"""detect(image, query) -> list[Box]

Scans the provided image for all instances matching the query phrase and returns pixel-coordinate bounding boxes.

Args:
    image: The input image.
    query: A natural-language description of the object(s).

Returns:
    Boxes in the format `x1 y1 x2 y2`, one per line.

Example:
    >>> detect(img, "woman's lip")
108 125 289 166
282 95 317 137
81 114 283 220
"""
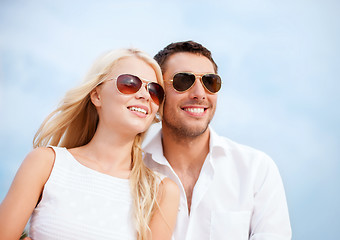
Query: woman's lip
127 105 149 115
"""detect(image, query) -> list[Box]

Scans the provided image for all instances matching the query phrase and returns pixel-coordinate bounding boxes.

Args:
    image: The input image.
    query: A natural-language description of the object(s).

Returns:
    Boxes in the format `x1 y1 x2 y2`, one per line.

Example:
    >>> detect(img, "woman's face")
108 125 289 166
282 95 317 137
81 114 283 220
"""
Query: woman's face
92 56 160 137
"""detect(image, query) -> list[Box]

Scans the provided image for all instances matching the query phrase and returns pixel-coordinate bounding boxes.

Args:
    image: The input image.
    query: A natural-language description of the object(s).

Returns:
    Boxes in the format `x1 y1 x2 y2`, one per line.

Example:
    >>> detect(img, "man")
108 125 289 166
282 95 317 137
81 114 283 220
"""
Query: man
144 41 292 239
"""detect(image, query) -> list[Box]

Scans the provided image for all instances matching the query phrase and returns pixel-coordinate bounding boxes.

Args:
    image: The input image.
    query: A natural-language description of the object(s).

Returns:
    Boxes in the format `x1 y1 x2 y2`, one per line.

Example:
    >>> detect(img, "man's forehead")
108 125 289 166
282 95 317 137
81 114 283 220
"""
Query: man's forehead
163 52 215 78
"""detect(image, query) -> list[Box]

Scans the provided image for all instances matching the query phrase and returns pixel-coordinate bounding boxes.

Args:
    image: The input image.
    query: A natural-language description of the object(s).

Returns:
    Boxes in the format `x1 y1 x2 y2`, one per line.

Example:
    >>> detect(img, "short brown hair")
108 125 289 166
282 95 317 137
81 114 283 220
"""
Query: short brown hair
154 40 218 74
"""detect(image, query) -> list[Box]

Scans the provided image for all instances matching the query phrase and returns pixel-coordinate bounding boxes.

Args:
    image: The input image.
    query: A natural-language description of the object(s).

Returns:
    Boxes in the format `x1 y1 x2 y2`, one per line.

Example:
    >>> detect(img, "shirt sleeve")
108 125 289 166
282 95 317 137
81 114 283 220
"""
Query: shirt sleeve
249 154 292 240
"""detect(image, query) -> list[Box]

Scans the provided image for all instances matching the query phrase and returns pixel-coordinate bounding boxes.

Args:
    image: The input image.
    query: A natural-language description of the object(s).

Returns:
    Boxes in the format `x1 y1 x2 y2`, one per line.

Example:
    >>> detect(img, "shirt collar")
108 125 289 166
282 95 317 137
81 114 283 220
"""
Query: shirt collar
144 126 229 165
208 126 229 157
143 128 169 166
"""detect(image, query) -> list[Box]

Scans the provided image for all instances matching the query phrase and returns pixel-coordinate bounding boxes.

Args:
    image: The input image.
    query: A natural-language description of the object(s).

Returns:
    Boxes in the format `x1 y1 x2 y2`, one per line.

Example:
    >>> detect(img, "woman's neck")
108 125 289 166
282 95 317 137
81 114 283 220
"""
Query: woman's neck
70 125 136 178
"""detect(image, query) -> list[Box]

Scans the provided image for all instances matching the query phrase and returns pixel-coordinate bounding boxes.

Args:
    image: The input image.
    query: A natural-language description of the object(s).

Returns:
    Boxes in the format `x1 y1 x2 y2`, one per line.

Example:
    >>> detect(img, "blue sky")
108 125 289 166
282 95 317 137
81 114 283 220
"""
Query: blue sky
1 0 339 239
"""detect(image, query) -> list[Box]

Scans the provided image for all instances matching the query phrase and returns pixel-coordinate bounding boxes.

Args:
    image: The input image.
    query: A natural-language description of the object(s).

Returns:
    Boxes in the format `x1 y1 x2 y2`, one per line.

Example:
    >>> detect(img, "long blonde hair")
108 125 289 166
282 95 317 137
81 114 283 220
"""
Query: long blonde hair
33 48 164 239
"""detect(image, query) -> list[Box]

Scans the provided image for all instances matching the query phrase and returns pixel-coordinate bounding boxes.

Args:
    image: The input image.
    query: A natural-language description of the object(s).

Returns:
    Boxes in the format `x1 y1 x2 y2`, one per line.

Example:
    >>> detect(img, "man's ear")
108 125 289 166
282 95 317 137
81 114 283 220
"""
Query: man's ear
90 87 101 107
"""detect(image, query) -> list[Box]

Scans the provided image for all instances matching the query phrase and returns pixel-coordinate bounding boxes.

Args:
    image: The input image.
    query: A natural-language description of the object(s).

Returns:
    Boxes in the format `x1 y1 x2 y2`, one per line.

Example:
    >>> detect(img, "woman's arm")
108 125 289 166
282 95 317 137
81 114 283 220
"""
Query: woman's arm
149 177 180 240
0 147 55 240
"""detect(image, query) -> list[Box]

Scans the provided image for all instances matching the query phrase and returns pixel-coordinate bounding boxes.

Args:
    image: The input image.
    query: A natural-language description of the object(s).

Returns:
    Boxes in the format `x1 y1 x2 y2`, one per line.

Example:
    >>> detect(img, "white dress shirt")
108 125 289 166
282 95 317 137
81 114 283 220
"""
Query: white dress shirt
143 127 292 240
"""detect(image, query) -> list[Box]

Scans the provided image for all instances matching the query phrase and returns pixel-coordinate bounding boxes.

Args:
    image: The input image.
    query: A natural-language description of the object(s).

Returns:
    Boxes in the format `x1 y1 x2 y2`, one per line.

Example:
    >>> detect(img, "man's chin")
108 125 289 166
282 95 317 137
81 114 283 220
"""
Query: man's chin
174 123 209 138
162 115 211 138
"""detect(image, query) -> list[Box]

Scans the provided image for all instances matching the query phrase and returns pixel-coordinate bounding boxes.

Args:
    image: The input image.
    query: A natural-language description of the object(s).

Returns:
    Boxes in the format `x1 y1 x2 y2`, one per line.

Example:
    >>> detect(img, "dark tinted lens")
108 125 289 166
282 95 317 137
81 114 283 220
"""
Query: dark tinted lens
147 82 164 105
173 73 196 92
202 74 221 93
116 74 142 94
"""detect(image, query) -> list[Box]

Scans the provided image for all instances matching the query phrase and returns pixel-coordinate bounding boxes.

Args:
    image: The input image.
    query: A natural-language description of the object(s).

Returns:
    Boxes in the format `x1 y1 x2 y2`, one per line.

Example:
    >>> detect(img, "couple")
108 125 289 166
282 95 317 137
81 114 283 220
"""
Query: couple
0 41 292 240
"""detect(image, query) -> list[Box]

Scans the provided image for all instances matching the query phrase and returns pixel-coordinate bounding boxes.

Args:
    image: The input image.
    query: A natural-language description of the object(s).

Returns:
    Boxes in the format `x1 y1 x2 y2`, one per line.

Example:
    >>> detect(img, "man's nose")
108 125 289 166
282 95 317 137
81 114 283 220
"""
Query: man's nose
188 77 206 100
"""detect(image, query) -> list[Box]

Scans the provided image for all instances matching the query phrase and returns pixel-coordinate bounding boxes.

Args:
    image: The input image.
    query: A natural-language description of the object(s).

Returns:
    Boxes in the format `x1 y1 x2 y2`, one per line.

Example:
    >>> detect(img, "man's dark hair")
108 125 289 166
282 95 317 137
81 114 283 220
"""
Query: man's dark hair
154 40 218 74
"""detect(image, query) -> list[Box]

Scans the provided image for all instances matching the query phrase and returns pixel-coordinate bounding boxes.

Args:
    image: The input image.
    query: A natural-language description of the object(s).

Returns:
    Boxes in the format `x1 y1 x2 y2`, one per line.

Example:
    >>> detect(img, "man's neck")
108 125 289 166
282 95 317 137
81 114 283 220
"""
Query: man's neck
162 128 210 169
161 126 211 213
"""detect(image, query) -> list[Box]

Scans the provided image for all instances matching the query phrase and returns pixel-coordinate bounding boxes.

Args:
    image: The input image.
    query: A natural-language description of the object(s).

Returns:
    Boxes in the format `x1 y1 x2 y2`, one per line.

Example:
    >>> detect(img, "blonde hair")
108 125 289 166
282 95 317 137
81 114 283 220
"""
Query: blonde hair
33 48 164 239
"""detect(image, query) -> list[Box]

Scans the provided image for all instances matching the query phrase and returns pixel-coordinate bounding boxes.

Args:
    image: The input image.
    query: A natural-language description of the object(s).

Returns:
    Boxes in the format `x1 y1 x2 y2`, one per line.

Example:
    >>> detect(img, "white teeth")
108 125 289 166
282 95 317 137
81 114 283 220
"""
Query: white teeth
184 108 204 113
129 107 147 114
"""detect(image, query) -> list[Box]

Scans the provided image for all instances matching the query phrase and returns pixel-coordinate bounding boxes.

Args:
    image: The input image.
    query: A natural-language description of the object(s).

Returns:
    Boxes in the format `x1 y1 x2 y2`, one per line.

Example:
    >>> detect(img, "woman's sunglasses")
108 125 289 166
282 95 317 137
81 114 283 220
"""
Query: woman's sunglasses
171 72 222 94
107 74 164 105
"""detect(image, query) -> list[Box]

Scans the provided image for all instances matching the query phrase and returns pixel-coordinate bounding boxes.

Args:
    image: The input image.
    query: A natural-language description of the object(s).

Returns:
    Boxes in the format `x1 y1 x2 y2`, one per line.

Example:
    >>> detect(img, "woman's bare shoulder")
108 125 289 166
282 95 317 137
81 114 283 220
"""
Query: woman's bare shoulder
159 177 180 200
22 147 55 172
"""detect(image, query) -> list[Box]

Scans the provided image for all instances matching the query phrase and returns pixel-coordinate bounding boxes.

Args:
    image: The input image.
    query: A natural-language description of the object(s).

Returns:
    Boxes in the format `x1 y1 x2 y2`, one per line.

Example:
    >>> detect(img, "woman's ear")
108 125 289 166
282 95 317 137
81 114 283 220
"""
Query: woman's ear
90 87 101 107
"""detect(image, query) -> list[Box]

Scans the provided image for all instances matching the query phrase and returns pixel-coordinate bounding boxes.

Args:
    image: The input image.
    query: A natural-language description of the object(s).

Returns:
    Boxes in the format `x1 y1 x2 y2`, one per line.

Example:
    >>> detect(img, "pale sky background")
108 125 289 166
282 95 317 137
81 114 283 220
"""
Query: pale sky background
0 0 339 239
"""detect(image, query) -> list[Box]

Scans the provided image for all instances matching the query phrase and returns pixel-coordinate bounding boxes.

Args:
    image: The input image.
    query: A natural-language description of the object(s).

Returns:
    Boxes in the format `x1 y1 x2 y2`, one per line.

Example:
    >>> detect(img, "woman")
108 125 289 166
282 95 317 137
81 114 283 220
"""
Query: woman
0 48 180 240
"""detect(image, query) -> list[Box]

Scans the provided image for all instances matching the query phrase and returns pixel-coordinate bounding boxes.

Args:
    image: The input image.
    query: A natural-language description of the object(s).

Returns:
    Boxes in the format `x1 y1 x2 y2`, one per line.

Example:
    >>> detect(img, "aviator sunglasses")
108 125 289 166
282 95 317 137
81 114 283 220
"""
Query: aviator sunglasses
106 74 164 105
171 72 222 94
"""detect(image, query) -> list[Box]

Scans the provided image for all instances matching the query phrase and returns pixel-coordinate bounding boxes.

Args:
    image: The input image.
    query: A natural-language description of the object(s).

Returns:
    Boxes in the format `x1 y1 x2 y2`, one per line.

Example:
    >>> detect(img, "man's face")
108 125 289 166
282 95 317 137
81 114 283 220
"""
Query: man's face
162 52 218 138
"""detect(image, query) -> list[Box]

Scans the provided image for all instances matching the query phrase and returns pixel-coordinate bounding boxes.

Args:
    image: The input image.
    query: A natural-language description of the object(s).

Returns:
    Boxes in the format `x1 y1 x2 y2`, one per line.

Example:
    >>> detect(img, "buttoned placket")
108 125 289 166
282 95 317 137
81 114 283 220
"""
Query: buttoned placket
184 152 215 240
